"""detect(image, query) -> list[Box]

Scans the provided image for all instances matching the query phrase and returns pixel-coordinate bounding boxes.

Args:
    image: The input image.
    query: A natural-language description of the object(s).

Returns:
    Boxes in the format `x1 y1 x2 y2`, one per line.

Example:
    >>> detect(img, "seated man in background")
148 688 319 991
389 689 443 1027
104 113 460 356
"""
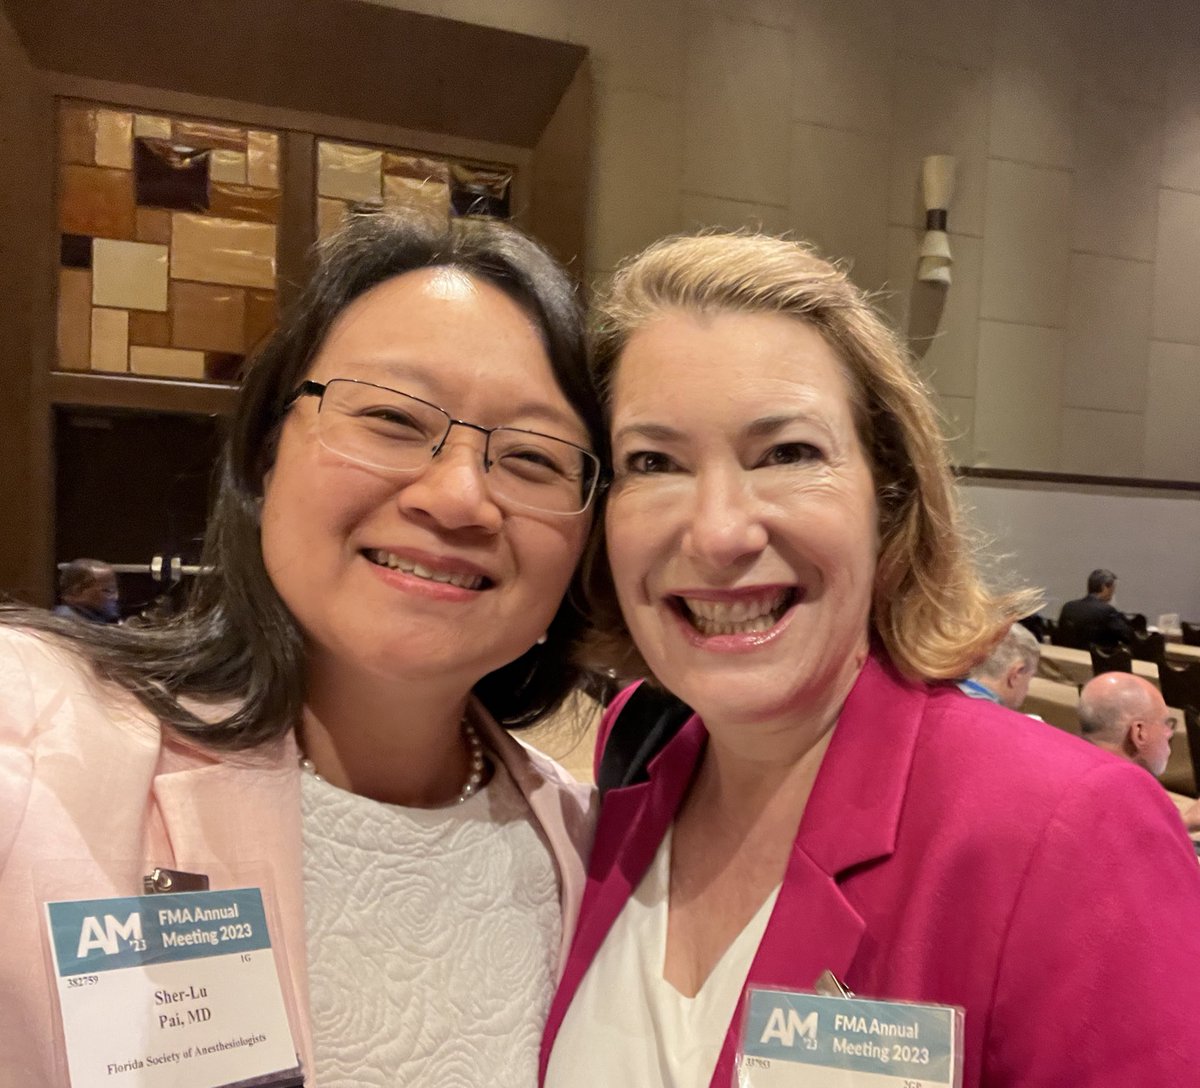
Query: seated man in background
51 558 120 624
958 622 1041 710
1057 568 1134 650
1078 672 1200 833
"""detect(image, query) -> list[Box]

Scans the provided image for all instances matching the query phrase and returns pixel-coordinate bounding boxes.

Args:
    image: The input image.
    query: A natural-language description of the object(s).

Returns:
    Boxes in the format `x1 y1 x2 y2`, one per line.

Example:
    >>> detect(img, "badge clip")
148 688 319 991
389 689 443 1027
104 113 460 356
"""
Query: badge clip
142 867 209 894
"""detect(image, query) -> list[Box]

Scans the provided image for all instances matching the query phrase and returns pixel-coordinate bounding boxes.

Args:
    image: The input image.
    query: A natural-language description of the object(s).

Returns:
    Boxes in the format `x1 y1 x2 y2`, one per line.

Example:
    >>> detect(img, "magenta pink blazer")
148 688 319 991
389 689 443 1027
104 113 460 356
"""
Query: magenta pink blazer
540 653 1200 1088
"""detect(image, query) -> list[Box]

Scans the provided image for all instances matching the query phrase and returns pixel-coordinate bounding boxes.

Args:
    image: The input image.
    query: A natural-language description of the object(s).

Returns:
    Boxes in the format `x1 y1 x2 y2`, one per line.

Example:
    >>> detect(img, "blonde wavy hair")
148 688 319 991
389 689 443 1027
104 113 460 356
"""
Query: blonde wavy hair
582 232 1041 684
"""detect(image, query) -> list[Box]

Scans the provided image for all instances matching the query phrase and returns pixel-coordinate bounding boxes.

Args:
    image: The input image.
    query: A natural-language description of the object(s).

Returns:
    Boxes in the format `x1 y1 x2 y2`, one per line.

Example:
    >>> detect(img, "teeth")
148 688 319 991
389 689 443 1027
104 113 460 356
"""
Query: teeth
369 550 485 591
679 590 792 636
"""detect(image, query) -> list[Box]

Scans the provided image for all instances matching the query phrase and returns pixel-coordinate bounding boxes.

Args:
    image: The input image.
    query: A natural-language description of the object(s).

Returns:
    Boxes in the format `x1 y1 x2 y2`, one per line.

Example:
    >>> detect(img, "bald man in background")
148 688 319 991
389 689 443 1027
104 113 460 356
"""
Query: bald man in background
1078 672 1200 833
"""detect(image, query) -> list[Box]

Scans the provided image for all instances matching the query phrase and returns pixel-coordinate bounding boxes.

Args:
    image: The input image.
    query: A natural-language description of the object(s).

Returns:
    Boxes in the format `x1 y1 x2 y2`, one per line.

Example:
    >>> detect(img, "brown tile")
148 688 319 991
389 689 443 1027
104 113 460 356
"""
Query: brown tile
129 345 206 379
57 268 91 370
208 182 280 225
135 208 171 244
60 164 136 239
173 120 244 151
170 213 276 289
129 310 171 347
134 138 209 212
172 281 246 352
205 352 245 381
94 109 133 170
243 290 276 353
90 307 129 372
247 131 279 189
92 239 169 312
59 103 96 165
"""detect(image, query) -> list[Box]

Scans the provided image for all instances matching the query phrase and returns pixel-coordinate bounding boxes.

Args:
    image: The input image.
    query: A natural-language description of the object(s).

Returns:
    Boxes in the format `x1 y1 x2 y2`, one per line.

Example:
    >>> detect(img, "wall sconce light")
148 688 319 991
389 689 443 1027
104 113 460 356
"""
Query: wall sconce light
918 154 957 285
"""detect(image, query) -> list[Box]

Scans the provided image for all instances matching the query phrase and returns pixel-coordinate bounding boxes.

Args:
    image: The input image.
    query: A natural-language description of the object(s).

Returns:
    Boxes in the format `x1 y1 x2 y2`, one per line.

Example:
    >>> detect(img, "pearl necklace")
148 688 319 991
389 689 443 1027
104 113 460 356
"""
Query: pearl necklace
299 718 487 806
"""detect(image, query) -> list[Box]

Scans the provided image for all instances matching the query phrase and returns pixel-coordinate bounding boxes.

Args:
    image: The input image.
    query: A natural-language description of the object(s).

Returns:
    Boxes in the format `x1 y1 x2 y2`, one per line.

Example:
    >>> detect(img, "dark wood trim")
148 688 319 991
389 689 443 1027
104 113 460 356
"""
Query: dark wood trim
278 130 316 312
49 372 240 415
955 465 1200 494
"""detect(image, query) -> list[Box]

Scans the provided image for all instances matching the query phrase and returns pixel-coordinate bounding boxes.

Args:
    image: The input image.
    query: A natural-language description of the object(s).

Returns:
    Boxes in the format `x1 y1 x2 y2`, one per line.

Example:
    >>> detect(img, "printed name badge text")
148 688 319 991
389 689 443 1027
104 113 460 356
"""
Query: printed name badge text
46 888 301 1087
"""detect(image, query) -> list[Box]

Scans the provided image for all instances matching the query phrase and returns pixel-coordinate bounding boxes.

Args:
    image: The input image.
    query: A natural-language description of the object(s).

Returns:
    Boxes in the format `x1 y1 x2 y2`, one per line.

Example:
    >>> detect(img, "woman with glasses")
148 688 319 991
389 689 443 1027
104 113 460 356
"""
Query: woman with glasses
1 211 604 1086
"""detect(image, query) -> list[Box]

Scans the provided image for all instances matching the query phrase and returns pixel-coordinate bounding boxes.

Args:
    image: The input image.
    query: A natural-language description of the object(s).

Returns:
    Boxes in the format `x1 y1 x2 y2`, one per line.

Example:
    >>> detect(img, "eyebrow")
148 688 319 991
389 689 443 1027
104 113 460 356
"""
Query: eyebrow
613 413 832 444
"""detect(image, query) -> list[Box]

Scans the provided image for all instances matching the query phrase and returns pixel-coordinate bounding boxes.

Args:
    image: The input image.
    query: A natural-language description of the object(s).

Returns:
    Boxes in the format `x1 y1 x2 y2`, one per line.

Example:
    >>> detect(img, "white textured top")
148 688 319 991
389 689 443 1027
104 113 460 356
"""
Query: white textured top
545 826 780 1088
301 758 561 1087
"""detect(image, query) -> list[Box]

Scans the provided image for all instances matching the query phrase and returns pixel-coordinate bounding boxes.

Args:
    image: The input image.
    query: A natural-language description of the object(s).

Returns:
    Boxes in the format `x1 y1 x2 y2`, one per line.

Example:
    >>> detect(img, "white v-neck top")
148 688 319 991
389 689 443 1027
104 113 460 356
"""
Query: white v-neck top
545 825 780 1088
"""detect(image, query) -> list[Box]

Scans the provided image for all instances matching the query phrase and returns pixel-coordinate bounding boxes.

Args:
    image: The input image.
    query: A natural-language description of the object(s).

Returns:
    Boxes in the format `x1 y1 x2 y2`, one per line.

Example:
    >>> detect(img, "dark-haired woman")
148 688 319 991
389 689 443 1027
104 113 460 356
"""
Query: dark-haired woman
1 211 604 1086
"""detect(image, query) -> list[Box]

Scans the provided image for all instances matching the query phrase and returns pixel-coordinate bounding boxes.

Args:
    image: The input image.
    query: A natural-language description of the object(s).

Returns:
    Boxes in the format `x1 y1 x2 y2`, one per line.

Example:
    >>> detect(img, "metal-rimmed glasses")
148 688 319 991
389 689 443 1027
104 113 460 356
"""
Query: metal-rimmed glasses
283 378 603 516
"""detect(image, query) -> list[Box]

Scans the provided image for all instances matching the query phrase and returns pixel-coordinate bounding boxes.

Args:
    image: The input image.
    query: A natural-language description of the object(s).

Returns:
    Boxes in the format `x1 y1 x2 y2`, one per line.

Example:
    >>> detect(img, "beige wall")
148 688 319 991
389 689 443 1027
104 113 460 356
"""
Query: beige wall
375 0 1200 483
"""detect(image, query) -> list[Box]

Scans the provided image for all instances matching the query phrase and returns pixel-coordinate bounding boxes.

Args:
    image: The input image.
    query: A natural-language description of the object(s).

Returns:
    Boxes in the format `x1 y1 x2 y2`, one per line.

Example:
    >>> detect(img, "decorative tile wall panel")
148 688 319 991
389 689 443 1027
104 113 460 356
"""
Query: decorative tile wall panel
60 234 93 268
210 149 248 185
172 281 246 352
94 109 133 170
319 142 383 204
92 238 169 311
134 114 172 139
318 197 348 241
208 183 280 224
174 120 244 151
59 104 96 165
57 269 92 370
134 138 209 212
129 345 206 379
59 165 136 239
244 290 276 353
90 307 129 372
170 213 276 289
135 208 171 244
129 310 171 348
247 131 280 189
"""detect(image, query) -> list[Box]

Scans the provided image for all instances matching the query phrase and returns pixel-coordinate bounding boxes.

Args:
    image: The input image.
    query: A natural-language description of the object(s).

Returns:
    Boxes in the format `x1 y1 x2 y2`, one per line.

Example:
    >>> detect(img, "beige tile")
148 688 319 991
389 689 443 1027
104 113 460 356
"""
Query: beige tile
887 56 990 237
317 198 349 242
1071 98 1160 261
134 114 172 139
91 239 168 312
1060 408 1144 476
317 141 382 204
1063 253 1152 412
1161 44 1200 194
90 307 129 372
93 109 133 170
1143 341 1200 479
973 320 1064 470
383 173 451 219
129 346 206 380
883 226 983 400
170 214 276 290
209 148 247 185
678 192 790 235
895 0 995 71
568 0 684 99
172 281 246 353
1152 188 1200 344
688 0 794 29
174 120 244 151
790 124 889 292
980 159 1072 327
935 393 975 466
59 103 96 165
989 0 1079 168
57 268 92 371
247 131 279 190
589 89 683 272
791 0 896 136
682 13 791 205
1078 0 1168 109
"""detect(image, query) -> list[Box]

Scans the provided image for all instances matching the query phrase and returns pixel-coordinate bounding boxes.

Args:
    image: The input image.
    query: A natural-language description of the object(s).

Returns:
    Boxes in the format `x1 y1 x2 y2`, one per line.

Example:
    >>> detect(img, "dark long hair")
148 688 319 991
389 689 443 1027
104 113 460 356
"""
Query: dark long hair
4 210 606 749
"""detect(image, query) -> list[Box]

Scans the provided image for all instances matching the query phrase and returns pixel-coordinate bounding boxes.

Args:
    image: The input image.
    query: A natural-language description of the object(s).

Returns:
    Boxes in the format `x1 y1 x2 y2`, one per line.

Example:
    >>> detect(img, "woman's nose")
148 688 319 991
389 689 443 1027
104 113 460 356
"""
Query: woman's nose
680 470 769 570
395 437 503 533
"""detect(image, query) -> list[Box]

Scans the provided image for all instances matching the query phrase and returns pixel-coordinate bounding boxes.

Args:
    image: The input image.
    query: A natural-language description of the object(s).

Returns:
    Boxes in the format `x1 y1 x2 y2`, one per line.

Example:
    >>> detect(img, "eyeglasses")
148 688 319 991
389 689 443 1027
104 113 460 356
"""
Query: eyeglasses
283 378 603 516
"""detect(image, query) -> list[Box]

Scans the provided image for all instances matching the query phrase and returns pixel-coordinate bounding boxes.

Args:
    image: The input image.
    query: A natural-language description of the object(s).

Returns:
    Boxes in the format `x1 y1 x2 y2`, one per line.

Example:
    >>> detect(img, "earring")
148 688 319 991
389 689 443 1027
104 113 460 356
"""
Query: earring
536 633 547 646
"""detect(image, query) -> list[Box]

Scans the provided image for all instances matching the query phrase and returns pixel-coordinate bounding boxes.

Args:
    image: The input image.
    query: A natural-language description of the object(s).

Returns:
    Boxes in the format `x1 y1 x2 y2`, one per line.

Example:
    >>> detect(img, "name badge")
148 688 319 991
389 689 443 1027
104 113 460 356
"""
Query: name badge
45 888 301 1087
737 988 963 1087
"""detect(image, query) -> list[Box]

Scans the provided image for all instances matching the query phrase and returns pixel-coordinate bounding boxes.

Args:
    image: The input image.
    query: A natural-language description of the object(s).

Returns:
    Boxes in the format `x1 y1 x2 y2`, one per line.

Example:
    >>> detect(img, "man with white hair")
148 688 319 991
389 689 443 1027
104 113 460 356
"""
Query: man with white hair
1078 672 1200 832
959 622 1041 711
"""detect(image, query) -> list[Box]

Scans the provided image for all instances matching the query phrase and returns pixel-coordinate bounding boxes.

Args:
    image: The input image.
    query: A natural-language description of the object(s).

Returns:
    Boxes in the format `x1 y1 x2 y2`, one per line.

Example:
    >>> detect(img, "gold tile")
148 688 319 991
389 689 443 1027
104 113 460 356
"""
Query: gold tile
90 307 129 372
247 131 279 189
384 173 451 218
129 345 206 380
244 290 276 353
135 208 171 244
173 120 244 151
170 213 276 289
383 153 450 182
318 141 382 204
134 114 172 139
57 268 92 370
210 148 247 185
94 109 133 170
59 165 136 239
209 183 280 224
317 197 348 241
129 310 171 347
59 103 96 166
172 281 246 352
92 238 169 312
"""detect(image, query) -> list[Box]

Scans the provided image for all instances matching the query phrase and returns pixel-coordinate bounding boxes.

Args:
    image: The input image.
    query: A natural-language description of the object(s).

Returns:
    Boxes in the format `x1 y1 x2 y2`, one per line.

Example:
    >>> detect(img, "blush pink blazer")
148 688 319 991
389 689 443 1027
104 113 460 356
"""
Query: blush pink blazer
540 652 1200 1088
0 626 594 1086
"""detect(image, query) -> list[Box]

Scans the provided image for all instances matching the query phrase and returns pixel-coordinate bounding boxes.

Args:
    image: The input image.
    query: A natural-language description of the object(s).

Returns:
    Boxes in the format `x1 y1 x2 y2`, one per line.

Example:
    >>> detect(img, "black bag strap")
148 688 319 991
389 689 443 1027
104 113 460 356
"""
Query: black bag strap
596 683 693 799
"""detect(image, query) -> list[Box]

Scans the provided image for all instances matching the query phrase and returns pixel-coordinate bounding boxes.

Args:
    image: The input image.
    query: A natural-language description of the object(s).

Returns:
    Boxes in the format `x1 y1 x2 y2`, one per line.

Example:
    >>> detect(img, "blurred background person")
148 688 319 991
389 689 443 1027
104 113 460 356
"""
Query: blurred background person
1057 568 1133 650
958 622 1041 710
52 557 120 624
